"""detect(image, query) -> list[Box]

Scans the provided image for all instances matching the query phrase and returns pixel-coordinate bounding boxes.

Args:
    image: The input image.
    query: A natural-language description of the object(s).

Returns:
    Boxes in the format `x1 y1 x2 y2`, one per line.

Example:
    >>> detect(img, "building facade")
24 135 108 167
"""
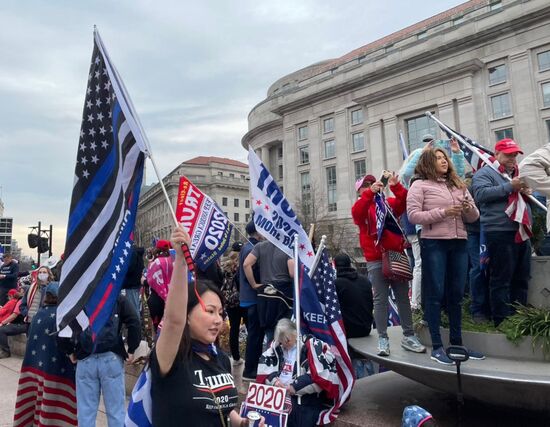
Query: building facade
135 156 251 248
0 217 13 254
242 0 550 261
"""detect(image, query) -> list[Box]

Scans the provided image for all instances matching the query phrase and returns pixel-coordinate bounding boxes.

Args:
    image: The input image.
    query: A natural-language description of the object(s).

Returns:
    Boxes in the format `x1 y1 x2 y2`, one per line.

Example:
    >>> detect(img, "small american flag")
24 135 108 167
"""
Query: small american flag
300 249 355 425
57 29 147 339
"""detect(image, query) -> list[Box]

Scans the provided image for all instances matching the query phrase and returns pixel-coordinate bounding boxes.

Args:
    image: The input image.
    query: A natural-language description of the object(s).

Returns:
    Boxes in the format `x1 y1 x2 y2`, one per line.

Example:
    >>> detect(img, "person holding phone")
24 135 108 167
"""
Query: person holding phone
352 173 425 357
407 148 484 365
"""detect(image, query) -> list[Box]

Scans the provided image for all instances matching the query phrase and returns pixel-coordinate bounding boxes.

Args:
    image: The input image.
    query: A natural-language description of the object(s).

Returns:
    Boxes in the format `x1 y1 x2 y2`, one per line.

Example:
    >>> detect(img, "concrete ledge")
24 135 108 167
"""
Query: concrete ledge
8 334 27 358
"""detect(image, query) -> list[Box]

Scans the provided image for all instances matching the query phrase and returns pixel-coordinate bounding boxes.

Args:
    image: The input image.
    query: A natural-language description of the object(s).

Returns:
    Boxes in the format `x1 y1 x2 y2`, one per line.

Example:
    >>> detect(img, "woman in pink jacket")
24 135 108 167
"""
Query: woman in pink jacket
407 148 485 365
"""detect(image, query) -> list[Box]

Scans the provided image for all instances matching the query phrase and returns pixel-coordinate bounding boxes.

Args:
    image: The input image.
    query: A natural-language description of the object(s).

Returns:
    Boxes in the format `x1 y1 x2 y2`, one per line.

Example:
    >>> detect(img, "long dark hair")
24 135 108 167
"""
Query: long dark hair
415 148 464 189
177 279 225 361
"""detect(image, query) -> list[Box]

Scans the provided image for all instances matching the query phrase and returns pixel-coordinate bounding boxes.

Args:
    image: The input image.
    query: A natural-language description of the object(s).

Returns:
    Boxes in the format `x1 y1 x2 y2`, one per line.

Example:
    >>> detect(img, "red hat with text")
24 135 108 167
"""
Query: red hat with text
355 174 377 191
495 138 523 155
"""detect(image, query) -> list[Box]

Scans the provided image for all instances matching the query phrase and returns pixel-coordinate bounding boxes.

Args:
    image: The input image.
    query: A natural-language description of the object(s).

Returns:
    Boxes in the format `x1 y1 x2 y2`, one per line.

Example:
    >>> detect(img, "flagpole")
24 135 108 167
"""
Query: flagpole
293 233 302 405
308 235 326 278
426 112 547 212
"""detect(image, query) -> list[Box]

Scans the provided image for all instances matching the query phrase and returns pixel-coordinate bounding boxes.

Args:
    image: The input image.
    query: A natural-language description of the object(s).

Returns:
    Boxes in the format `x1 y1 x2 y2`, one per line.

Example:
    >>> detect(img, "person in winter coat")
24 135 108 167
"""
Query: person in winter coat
407 148 484 365
0 254 19 305
351 173 425 357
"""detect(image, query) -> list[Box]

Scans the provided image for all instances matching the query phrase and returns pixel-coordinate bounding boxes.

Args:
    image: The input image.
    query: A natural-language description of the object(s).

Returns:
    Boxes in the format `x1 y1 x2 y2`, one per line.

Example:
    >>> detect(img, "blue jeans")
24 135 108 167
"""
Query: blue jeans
467 232 490 318
421 239 468 350
485 231 530 325
76 351 125 427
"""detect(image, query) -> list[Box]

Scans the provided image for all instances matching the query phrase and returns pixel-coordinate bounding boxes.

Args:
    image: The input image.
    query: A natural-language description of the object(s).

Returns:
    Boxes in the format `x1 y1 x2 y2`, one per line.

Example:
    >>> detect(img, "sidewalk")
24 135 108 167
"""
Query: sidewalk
0 356 110 426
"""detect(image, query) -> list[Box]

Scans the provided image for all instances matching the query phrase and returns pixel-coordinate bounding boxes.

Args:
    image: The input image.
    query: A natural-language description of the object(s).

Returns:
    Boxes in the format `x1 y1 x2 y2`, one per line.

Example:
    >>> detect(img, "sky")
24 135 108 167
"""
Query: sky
0 0 463 258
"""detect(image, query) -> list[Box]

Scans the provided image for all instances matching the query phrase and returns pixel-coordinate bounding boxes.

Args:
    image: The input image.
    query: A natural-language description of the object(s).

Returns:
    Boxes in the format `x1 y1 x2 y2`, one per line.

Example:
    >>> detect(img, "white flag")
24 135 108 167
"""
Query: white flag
248 148 315 269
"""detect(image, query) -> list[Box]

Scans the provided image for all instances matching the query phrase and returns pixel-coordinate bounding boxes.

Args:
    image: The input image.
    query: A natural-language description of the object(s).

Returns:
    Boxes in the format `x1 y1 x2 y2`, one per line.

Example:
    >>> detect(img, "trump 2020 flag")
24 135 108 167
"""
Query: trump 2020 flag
248 147 315 269
299 250 355 425
175 176 232 271
57 29 147 338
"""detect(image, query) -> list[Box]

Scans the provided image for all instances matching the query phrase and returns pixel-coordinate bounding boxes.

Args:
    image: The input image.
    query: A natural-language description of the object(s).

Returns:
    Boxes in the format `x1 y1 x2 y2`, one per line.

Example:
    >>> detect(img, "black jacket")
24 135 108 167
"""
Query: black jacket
335 267 373 339
122 247 145 290
61 294 141 360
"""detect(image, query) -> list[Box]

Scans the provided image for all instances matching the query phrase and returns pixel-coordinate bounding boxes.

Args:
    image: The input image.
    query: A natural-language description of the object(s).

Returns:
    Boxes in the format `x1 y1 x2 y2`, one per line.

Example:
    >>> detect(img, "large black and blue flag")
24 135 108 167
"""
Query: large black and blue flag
57 29 148 339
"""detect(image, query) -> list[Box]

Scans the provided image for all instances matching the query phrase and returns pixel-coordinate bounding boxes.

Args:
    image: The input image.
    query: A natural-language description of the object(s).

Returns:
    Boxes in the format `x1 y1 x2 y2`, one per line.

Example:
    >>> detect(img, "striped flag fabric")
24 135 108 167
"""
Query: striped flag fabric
437 125 494 172
57 29 147 339
14 305 77 427
299 250 355 425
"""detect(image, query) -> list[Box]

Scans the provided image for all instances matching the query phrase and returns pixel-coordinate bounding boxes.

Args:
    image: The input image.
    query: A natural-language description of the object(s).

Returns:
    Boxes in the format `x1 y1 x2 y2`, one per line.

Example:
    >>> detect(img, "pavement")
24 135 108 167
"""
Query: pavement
0 356 111 427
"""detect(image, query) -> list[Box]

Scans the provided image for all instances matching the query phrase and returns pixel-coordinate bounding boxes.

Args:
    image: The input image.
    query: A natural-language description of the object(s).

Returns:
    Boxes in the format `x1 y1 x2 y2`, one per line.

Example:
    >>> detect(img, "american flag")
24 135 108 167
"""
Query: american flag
438 126 494 172
14 306 77 426
57 29 147 339
399 130 409 160
299 249 355 425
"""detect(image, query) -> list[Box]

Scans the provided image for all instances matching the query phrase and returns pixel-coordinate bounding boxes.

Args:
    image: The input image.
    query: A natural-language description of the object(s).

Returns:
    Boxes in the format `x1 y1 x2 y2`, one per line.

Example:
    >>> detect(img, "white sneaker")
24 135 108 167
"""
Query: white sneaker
377 337 390 356
401 335 426 353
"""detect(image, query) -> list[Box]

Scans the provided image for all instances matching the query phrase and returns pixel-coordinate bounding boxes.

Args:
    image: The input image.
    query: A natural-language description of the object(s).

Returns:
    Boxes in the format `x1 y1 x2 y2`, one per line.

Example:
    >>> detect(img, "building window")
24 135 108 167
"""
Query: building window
326 166 337 212
488 64 506 86
354 159 366 181
240 174 246 180
234 198 239 208
324 139 336 159
234 213 239 222
537 51 550 72
351 109 363 125
277 146 283 159
495 127 514 141
278 164 284 179
491 93 512 119
299 146 309 164
406 114 438 152
222 197 228 206
298 125 308 140
417 31 427 40
245 199 250 209
245 214 250 222
323 117 334 134
489 1 502 11
543 82 550 108
229 173 235 178
352 132 365 152
224 211 228 217
301 172 311 215
218 171 223 176
546 120 550 141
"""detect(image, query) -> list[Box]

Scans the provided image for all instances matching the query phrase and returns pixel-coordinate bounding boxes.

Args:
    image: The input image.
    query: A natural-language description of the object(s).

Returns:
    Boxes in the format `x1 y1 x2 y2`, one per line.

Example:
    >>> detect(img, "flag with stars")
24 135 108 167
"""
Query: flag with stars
14 305 77 426
248 147 315 269
299 249 355 425
57 29 147 339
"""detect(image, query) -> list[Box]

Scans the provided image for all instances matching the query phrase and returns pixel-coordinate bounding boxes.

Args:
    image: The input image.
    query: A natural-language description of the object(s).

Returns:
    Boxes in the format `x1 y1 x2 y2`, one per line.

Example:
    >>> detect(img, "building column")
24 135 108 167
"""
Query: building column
367 121 384 176
438 100 455 131
457 95 477 140
383 117 400 171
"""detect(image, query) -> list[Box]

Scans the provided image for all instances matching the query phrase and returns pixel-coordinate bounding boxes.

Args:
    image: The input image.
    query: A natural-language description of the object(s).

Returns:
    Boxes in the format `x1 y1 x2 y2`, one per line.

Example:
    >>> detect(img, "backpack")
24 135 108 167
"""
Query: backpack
79 299 120 354
221 269 240 309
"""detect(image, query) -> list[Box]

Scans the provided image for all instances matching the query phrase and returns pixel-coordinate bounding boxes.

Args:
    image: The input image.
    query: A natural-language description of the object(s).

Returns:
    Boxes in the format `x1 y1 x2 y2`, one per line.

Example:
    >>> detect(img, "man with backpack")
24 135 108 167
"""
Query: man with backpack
69 293 141 427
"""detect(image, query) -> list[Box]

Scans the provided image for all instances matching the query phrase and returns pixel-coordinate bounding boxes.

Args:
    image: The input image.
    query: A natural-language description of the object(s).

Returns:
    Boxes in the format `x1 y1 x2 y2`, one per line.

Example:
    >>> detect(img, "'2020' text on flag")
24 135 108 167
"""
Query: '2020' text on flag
248 147 315 269
299 249 355 425
57 29 147 339
175 176 232 271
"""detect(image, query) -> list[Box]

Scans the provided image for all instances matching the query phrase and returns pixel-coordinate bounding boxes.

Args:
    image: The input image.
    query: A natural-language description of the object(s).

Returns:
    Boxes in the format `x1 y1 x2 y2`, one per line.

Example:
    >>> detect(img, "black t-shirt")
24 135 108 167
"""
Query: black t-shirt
150 348 238 427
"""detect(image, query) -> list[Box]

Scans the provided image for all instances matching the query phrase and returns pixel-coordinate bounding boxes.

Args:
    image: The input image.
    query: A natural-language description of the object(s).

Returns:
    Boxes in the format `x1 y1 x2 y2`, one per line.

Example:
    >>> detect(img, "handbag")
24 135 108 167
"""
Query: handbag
382 249 413 281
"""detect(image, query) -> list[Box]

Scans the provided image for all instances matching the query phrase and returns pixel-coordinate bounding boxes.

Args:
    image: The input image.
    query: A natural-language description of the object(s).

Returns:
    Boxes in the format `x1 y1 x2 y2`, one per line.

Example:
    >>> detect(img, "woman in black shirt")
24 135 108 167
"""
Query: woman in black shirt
150 226 263 427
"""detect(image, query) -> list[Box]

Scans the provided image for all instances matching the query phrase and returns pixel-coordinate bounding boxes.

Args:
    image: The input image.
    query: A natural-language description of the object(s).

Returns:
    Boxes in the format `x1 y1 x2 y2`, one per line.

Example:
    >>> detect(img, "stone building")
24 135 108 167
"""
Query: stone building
242 0 550 263
135 156 250 248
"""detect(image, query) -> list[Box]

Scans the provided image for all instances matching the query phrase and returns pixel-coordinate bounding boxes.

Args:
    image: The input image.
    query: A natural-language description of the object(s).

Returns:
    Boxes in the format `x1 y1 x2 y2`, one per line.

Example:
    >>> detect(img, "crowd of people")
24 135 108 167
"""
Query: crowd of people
1 133 549 426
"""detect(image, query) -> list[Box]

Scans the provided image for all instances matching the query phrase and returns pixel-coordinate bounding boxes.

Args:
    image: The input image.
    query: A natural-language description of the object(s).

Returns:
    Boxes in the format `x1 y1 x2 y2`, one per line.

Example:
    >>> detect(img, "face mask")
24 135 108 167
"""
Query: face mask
38 273 49 282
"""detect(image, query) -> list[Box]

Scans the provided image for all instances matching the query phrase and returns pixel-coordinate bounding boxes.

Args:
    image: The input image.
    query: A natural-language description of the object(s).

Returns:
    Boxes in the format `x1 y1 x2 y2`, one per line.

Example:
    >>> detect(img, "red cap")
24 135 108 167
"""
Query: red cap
8 289 18 297
155 240 171 251
355 174 377 191
495 138 523 155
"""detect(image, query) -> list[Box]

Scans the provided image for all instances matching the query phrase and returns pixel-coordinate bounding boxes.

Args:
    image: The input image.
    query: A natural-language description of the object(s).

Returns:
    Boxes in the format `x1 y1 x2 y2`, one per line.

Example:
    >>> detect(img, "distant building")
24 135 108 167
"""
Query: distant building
0 217 13 254
242 0 550 264
135 156 250 248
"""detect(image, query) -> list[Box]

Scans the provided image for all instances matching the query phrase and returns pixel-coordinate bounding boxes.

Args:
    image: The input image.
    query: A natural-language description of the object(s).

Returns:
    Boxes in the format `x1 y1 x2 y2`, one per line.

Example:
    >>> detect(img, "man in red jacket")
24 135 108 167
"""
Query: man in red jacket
352 173 425 357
